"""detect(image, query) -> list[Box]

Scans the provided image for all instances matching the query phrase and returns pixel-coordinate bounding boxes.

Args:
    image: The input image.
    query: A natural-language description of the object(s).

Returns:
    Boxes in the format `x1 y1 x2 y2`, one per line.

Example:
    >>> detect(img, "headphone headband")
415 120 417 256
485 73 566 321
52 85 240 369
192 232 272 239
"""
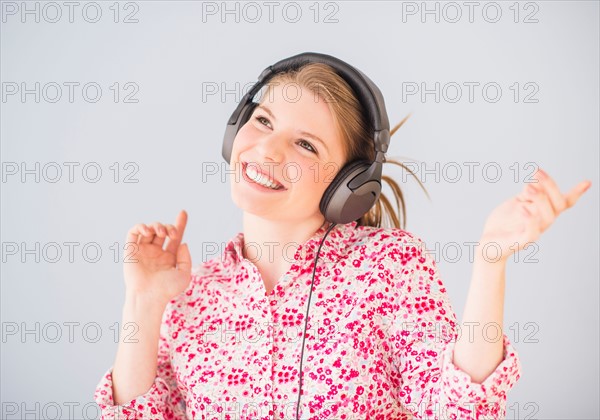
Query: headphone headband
270 53 389 145
225 52 390 160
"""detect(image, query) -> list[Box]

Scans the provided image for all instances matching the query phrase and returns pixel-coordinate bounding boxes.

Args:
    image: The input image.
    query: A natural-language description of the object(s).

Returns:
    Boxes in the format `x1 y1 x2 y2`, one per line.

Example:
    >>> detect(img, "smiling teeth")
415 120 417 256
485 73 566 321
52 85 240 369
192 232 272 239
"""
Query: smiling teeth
245 165 281 189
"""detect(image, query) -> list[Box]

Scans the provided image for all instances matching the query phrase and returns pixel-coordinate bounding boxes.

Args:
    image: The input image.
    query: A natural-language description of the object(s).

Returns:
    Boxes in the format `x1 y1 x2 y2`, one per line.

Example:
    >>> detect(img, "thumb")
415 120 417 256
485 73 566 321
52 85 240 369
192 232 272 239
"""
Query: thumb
565 180 592 209
176 243 192 274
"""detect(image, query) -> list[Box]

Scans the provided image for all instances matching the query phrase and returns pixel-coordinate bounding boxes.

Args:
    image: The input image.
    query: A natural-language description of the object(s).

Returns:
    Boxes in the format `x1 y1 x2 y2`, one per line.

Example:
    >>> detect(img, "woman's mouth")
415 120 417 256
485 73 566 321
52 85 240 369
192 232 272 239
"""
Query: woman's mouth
242 162 286 191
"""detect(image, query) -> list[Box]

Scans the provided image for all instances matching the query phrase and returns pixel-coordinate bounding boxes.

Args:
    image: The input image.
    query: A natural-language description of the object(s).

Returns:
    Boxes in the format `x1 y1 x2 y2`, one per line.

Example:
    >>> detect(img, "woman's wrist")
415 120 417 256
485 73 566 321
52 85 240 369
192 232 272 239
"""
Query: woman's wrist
123 291 170 319
474 236 510 267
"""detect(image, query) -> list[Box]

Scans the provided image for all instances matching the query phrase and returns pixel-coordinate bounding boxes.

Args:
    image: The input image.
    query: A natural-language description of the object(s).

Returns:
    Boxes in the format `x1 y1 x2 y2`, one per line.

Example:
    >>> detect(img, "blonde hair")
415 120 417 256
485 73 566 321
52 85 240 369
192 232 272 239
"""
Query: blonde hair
261 62 428 230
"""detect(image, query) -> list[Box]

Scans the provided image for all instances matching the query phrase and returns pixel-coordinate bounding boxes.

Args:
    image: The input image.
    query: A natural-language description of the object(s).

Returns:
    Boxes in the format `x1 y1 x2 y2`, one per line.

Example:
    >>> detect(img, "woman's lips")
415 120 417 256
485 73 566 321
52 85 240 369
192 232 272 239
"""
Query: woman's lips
241 162 287 191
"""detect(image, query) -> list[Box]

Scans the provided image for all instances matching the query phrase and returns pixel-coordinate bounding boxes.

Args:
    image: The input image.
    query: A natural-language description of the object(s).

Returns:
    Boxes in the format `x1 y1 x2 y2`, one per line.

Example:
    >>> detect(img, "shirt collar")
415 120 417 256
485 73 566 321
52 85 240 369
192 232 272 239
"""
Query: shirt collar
221 221 359 271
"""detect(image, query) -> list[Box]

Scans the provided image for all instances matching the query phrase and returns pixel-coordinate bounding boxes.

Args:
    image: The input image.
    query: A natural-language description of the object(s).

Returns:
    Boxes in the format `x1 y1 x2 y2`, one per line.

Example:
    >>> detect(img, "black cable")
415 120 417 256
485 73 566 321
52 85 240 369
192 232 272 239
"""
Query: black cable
295 222 338 420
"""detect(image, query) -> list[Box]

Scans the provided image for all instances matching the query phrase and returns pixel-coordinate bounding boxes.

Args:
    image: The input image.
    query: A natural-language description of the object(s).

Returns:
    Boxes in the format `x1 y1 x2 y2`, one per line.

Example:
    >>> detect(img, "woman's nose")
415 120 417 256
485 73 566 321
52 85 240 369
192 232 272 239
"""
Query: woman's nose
255 132 285 162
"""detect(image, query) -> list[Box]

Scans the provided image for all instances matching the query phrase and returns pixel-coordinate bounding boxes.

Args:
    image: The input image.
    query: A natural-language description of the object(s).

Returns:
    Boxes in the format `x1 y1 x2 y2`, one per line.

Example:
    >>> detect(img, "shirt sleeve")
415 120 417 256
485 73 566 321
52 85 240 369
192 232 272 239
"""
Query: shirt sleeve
391 233 522 419
93 301 187 420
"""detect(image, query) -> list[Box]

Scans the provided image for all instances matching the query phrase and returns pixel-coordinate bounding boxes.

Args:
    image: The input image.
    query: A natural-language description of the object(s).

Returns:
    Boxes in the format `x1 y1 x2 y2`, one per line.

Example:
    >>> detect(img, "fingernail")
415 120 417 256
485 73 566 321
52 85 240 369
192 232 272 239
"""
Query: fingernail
537 168 546 178
528 184 538 194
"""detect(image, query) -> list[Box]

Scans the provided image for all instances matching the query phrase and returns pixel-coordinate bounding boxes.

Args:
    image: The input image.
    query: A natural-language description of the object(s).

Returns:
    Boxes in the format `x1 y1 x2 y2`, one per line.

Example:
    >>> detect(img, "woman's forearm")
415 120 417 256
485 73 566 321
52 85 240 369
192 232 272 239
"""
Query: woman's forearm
111 293 168 405
453 245 506 384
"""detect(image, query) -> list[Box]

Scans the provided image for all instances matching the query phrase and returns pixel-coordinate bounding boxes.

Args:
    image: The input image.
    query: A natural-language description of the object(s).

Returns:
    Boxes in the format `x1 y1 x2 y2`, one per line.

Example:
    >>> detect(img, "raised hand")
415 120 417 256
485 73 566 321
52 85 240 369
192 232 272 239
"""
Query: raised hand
123 209 192 305
478 168 591 263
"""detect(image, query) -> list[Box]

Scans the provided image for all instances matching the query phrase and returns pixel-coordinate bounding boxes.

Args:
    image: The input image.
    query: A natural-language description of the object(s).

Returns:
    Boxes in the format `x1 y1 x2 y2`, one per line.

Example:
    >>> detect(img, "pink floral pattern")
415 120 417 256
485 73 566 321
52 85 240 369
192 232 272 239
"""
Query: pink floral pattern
95 221 521 419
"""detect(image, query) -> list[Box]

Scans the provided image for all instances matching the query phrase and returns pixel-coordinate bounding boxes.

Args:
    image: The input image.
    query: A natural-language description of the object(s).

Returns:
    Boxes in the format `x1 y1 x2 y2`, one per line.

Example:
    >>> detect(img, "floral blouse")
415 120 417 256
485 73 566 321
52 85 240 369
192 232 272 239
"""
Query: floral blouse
94 221 521 419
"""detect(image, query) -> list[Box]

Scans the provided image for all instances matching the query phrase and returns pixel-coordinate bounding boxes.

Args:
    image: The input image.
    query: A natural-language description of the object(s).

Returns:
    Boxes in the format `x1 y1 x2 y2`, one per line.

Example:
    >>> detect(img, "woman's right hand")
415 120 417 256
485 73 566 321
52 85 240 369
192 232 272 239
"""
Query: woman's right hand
123 209 192 306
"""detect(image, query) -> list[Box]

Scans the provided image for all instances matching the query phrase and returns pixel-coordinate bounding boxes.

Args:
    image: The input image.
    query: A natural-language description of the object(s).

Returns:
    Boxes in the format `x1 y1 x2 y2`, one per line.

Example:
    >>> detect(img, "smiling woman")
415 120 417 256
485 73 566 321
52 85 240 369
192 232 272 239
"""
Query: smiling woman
93 52 590 420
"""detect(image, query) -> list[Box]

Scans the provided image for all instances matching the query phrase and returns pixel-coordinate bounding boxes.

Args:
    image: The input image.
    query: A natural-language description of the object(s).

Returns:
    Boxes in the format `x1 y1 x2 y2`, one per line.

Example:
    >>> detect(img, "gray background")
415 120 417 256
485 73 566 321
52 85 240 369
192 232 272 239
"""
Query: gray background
1 1 598 419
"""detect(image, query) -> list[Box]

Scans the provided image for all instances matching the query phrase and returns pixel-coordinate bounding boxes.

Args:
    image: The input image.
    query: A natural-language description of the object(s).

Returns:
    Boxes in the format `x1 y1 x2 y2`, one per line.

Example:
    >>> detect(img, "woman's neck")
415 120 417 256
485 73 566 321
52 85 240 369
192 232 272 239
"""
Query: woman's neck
243 212 329 268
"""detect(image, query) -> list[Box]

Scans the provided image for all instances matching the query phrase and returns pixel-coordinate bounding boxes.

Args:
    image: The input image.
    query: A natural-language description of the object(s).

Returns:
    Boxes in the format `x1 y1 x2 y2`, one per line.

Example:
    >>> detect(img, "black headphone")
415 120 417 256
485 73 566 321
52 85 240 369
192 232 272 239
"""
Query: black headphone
222 52 391 224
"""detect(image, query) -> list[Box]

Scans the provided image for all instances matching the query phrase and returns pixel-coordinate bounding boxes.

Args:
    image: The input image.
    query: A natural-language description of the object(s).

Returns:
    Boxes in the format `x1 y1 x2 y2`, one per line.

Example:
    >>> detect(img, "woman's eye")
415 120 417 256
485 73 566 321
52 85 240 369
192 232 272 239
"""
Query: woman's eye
253 115 317 155
255 116 271 127
298 140 317 154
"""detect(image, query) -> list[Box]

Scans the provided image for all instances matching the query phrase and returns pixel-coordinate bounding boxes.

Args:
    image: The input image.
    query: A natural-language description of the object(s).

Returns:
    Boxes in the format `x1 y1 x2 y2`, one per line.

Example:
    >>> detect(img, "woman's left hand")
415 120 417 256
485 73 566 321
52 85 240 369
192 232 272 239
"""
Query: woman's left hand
477 168 591 264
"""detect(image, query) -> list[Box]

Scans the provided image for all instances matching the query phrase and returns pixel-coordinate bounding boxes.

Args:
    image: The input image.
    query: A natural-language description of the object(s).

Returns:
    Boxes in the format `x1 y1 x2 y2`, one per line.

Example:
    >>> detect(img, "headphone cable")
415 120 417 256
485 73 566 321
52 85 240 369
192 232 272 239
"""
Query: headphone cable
295 222 338 419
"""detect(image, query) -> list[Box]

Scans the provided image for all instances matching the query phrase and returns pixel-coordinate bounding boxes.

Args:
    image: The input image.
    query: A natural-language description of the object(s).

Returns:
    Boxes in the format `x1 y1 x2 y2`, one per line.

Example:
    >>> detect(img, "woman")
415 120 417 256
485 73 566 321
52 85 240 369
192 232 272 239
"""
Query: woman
94 53 591 419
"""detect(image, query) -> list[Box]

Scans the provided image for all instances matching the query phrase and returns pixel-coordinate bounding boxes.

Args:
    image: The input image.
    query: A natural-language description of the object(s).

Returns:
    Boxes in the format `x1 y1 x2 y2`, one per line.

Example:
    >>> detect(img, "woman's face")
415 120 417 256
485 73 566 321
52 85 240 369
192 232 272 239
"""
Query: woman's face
229 81 347 224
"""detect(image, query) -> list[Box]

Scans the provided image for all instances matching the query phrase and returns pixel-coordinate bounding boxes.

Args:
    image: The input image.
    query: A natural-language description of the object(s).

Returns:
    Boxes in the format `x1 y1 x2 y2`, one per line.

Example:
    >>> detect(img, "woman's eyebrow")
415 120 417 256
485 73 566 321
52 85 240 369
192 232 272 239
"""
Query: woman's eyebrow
257 105 276 120
257 104 329 153
298 130 329 153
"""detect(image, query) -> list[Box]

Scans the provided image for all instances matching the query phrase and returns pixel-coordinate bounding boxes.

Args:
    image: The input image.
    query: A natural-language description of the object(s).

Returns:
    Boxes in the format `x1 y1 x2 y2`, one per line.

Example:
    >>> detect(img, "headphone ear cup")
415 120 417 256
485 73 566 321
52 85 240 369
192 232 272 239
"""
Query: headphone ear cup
222 102 259 163
320 160 381 224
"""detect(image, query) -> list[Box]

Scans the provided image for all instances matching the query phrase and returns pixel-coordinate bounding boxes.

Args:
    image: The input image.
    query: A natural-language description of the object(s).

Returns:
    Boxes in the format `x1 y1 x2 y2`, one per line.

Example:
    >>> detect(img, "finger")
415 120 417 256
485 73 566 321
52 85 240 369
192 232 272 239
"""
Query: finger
166 224 177 237
166 210 188 255
533 169 568 214
517 201 543 239
518 198 538 218
176 243 192 275
139 223 160 244
523 183 555 231
126 223 152 244
150 222 168 247
565 181 592 209
161 224 178 249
